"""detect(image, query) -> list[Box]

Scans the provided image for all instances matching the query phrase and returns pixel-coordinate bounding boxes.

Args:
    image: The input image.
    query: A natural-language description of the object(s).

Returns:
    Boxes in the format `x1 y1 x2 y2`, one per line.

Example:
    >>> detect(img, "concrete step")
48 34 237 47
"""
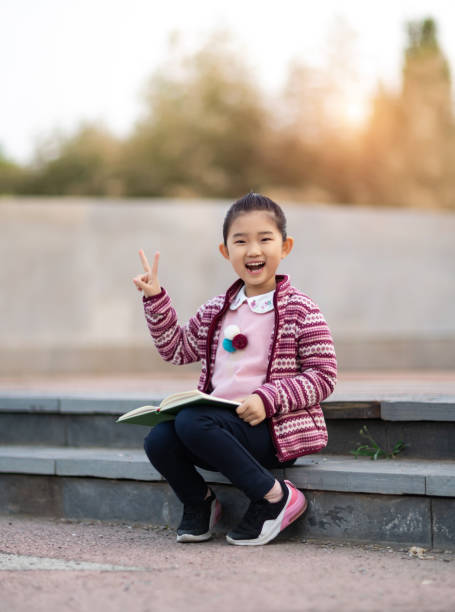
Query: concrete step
1 445 454 548
1 392 455 459
1 445 454 495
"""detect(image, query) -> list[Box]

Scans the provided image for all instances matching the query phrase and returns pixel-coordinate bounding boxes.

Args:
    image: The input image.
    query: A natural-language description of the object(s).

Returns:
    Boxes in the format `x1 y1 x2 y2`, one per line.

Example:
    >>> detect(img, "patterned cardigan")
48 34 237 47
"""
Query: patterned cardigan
143 275 337 462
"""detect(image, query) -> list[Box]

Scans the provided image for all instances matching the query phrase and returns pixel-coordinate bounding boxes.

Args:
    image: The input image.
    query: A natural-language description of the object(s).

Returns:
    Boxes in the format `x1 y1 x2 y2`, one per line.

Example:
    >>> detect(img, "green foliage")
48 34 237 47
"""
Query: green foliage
120 32 269 197
406 18 439 56
350 426 406 460
19 124 123 196
0 150 29 194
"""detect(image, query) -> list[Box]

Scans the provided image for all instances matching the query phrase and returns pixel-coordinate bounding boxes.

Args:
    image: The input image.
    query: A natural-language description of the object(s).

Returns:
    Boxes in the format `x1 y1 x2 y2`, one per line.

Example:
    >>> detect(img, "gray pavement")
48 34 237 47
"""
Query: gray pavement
1 516 454 612
1 370 455 397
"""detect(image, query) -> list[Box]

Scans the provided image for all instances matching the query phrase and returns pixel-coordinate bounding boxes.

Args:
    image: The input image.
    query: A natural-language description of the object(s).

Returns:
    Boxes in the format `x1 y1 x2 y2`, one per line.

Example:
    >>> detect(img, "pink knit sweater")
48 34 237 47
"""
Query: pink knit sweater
143 275 337 462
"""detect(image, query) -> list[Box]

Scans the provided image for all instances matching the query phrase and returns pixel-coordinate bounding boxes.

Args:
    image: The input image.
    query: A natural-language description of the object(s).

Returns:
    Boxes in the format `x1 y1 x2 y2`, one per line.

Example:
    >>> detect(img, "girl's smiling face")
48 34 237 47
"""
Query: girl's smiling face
219 210 294 297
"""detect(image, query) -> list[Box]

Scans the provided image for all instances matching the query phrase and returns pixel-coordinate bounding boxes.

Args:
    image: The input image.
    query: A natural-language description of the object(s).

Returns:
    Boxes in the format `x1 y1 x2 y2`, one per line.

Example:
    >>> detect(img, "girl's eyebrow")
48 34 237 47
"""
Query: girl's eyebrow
232 230 274 238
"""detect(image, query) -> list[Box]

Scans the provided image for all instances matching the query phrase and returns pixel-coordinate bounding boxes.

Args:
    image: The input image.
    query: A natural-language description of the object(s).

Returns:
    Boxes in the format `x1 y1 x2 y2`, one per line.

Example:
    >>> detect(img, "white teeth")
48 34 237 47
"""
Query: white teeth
246 262 264 269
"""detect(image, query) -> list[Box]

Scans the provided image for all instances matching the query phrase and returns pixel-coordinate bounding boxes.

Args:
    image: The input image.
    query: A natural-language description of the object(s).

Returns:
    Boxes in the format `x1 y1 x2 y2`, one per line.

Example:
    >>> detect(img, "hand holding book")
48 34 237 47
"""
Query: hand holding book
236 393 266 426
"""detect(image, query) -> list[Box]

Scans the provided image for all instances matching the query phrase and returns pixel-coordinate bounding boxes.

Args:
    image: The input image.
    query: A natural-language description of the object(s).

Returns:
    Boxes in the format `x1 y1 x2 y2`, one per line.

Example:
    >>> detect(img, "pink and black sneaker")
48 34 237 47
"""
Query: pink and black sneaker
226 480 307 546
176 490 222 543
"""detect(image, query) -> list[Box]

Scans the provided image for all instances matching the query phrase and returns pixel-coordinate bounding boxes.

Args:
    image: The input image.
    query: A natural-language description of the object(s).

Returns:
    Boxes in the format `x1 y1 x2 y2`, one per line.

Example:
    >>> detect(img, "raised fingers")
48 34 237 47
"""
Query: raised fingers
135 250 161 297
139 249 151 273
139 249 160 279
151 251 160 279
152 251 160 282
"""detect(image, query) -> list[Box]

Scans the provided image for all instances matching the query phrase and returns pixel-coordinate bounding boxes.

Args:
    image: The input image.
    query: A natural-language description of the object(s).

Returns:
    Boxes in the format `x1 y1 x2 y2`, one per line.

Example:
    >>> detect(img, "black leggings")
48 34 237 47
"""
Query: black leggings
143 405 295 504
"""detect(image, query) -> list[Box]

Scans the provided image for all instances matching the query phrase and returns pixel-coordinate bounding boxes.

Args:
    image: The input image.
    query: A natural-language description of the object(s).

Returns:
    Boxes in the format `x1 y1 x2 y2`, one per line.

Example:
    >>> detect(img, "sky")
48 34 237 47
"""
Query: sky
2 0 455 164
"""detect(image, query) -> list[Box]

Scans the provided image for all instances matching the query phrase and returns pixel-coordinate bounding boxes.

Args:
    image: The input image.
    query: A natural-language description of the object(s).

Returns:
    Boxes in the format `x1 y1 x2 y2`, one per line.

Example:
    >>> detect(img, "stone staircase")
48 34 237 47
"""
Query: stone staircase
1 386 454 548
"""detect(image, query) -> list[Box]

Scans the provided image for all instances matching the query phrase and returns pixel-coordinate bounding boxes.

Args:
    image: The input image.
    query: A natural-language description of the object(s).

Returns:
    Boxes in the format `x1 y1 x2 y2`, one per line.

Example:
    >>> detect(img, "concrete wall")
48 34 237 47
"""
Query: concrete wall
1 198 454 374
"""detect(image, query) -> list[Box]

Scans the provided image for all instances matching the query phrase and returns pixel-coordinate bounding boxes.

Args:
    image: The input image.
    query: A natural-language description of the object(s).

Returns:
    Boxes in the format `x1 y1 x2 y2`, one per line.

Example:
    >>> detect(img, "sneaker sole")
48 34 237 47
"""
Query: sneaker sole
176 531 213 543
176 498 222 543
226 481 307 546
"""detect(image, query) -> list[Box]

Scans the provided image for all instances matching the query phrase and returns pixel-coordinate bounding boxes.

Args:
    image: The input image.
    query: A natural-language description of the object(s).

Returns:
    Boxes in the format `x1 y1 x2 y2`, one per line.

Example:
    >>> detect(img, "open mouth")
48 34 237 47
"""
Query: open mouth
245 261 265 273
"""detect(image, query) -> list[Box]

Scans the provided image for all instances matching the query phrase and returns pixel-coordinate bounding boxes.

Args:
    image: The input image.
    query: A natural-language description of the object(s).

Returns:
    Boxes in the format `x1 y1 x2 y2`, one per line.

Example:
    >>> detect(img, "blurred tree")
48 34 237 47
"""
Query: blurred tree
0 150 28 194
20 123 123 196
400 18 454 208
3 19 454 208
360 18 455 208
120 32 269 197
271 17 363 204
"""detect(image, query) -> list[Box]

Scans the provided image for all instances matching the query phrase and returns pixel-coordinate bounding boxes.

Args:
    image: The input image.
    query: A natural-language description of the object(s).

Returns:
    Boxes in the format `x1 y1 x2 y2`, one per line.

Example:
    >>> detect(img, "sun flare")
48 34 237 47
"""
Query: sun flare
340 94 371 128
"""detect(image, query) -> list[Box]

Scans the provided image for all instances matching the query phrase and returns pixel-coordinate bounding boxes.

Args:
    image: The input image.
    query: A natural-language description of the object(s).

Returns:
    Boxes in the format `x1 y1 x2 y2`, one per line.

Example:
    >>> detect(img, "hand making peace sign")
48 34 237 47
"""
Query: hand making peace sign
133 250 161 297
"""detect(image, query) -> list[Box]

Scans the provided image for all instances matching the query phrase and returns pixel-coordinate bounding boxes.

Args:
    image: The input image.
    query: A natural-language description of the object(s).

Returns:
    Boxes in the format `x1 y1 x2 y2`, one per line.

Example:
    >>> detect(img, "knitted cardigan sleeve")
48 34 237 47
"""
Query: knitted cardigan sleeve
142 288 203 365
254 306 337 418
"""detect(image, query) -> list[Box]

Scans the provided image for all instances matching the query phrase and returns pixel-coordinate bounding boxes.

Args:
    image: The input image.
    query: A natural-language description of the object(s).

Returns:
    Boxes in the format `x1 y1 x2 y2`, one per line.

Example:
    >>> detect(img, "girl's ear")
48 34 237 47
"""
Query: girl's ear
219 243 230 260
281 236 294 259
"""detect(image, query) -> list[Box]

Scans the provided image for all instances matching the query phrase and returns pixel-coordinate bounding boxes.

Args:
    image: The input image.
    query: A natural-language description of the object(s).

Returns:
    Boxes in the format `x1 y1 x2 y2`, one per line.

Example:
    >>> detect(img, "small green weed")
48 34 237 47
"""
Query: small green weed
350 426 406 460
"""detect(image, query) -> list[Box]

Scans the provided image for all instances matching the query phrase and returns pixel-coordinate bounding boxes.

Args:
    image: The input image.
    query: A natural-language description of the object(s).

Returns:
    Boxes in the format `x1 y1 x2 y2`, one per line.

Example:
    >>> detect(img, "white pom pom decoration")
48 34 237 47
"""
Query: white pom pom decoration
224 324 240 340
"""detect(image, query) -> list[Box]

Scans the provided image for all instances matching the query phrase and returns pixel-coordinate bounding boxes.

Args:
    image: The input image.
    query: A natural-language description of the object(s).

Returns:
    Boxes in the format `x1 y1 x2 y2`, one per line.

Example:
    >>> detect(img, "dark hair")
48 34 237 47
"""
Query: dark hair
222 192 287 245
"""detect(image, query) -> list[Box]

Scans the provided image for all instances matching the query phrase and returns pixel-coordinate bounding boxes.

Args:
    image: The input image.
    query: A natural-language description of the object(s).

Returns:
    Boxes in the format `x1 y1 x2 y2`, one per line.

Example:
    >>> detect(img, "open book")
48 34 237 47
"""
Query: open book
116 389 240 427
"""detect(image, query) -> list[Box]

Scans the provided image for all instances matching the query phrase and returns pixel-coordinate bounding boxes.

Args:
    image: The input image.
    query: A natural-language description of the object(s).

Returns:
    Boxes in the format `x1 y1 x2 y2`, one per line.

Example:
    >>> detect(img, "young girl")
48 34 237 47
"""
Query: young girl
133 193 337 546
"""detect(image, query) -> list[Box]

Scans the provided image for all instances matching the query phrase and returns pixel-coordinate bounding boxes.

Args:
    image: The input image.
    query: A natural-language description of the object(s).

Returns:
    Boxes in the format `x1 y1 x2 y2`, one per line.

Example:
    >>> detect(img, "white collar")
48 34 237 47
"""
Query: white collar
230 286 275 313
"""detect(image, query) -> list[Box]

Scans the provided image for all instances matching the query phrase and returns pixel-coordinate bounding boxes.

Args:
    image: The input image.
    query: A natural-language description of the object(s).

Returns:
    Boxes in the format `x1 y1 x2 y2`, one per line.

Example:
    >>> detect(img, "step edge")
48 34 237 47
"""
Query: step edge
1 447 453 497
2 404 455 422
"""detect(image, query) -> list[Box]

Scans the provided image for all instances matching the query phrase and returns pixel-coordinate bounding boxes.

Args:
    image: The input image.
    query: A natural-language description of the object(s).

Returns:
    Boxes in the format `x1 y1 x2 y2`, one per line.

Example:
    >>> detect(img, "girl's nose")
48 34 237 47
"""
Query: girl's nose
246 242 261 256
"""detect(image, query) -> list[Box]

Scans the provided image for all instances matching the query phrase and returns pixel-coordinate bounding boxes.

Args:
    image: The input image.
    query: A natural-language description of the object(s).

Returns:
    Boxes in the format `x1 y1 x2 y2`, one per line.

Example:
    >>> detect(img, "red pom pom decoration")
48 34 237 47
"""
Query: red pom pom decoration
232 333 248 350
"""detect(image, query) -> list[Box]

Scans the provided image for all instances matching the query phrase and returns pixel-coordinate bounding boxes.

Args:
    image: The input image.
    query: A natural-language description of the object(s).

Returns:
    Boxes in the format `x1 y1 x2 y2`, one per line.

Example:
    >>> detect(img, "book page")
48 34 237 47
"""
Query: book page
117 405 159 421
161 391 239 411
160 389 202 409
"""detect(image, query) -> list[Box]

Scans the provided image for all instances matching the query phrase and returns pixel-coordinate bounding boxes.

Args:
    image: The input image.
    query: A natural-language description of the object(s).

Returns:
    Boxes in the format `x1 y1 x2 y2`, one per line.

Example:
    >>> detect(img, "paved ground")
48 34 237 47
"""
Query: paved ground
1 516 454 612
2 372 454 611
